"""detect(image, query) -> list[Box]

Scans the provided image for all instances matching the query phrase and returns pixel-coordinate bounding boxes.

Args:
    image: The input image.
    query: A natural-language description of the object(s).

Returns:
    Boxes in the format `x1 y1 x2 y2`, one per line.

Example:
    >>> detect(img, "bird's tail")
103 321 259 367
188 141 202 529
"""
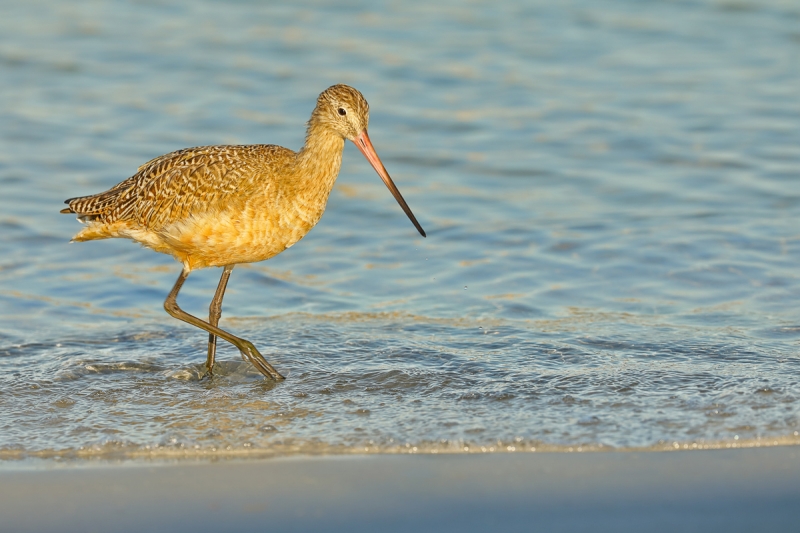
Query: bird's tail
60 189 125 222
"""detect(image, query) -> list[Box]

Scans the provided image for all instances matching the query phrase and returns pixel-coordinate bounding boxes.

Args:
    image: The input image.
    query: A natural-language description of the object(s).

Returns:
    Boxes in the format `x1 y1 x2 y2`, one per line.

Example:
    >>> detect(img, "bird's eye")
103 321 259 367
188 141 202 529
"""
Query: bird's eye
338 108 346 116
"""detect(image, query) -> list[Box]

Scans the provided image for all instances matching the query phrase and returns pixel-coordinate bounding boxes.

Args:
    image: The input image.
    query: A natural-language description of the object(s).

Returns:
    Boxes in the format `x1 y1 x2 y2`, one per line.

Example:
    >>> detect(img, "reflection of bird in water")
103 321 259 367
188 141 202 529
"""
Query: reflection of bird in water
61 84 426 380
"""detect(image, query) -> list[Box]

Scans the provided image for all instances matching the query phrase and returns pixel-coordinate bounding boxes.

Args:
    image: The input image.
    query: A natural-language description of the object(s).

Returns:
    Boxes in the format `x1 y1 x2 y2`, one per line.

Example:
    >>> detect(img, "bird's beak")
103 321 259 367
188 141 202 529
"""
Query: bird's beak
353 129 426 238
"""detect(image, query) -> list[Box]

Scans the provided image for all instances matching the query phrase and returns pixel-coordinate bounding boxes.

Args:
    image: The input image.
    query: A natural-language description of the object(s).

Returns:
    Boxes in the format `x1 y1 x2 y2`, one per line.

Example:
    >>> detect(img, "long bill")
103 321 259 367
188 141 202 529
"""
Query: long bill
353 130 426 238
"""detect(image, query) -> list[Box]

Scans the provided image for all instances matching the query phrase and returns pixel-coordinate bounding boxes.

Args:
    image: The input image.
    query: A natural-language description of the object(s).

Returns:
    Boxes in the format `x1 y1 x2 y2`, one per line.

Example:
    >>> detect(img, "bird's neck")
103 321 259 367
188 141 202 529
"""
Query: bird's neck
295 119 345 204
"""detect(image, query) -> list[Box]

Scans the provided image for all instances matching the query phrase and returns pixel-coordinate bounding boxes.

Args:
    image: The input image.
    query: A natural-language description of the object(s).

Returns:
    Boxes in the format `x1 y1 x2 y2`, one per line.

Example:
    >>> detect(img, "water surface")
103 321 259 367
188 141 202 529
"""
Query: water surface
2 0 800 460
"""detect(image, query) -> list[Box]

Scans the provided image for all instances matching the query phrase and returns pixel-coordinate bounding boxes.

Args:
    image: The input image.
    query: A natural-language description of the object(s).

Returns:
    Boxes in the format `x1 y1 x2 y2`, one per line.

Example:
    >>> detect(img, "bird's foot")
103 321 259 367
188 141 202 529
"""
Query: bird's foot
239 340 285 381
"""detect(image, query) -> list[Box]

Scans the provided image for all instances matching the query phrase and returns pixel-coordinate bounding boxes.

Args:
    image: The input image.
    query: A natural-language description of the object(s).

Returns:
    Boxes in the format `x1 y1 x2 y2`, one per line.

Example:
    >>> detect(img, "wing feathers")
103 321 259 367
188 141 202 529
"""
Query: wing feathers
61 145 293 229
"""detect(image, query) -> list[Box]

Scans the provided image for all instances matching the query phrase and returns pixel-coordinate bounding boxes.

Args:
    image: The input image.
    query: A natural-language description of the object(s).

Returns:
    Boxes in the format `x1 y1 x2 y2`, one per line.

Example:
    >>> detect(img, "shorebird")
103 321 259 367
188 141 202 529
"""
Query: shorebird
61 84 426 381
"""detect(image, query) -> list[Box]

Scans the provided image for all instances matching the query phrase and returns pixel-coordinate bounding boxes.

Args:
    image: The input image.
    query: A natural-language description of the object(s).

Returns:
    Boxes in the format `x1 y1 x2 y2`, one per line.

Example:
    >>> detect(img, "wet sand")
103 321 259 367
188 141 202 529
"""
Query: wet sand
3 447 799 532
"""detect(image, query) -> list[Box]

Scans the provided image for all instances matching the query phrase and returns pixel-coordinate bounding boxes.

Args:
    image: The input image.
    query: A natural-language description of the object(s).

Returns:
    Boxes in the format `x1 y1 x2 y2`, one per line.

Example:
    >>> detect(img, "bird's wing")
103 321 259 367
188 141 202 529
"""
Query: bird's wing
64 145 294 228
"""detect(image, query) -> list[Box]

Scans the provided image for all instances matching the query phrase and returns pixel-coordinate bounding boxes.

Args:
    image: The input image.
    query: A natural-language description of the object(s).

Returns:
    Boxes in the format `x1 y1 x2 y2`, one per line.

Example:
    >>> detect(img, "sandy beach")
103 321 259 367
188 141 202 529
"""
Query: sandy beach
3 446 799 532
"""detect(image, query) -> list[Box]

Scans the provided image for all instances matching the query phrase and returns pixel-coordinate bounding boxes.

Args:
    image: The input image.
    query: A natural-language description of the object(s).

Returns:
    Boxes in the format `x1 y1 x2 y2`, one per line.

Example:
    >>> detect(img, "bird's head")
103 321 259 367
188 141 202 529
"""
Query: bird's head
310 84 426 238
314 84 371 142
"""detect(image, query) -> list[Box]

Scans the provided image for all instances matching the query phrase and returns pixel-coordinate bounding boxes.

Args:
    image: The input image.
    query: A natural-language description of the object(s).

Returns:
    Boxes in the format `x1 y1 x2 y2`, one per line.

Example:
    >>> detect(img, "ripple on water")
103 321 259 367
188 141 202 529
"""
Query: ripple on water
2 0 800 461
1 312 799 459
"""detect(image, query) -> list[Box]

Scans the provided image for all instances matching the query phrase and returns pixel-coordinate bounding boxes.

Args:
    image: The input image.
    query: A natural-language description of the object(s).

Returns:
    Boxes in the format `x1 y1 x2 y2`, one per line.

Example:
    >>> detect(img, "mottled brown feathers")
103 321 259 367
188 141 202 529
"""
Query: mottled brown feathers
64 145 292 228
62 85 371 271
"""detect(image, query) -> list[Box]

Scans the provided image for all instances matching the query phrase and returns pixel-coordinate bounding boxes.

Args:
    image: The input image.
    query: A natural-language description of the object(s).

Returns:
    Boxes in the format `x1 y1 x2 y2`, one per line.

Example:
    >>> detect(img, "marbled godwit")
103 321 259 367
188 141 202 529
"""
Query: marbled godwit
61 84 426 381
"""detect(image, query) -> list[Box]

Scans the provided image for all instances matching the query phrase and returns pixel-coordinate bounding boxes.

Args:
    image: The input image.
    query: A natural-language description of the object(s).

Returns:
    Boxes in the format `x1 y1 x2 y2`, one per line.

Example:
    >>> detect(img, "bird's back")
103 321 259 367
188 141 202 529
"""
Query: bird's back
65 144 294 229
62 144 306 269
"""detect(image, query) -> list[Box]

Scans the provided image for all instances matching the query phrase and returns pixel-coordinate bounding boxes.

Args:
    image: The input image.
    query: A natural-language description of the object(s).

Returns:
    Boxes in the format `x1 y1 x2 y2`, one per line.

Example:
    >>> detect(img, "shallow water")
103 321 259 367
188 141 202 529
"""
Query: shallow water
2 0 800 461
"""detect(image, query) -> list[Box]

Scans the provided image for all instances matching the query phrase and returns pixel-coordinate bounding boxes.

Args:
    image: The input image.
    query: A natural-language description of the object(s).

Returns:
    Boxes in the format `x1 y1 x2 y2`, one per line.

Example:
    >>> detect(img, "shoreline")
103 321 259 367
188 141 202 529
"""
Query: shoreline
3 446 799 532
2 433 799 464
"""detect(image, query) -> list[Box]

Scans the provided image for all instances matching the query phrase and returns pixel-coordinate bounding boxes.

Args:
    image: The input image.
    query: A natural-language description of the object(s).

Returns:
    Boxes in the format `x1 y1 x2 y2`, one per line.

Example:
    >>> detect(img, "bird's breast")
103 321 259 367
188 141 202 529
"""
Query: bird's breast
156 192 327 270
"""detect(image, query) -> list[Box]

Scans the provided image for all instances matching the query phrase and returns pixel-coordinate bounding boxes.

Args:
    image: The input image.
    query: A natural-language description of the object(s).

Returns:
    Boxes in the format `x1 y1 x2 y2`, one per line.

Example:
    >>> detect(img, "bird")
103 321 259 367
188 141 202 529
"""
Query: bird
61 84 426 381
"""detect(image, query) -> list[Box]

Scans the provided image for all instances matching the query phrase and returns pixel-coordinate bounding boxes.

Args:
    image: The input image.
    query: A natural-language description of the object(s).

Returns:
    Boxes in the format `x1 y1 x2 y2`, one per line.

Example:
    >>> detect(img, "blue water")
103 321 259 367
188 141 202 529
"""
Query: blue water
1 0 800 460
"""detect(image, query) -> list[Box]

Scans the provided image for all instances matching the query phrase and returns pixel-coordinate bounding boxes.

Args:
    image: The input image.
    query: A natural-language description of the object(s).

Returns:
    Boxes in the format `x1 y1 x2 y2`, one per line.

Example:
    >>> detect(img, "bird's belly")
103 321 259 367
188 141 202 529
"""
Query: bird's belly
149 209 313 271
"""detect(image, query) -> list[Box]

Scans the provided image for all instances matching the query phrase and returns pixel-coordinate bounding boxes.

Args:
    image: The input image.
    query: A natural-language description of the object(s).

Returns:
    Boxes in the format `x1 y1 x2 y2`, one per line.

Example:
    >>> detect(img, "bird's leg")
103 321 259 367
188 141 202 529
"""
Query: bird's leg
206 265 234 376
164 267 284 381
